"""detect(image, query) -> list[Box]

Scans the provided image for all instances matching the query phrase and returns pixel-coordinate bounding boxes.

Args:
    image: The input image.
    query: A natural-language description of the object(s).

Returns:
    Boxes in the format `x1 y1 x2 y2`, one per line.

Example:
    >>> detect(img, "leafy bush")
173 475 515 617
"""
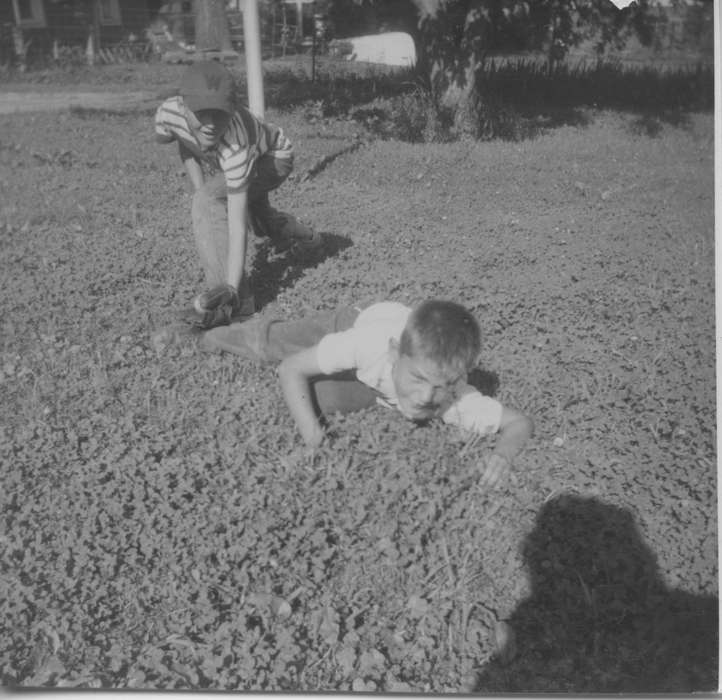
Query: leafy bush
260 57 712 143
460 58 713 140
351 85 455 143
479 57 712 112
261 66 415 117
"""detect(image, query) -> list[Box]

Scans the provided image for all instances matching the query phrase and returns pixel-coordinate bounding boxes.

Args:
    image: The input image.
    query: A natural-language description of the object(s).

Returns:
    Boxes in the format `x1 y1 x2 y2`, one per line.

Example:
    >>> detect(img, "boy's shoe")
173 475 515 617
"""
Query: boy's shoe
183 293 255 330
193 287 256 320
249 198 322 254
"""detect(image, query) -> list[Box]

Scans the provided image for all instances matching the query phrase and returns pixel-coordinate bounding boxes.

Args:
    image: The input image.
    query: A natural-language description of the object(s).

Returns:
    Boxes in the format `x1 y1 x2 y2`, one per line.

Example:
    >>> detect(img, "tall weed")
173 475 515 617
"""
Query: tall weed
353 84 455 143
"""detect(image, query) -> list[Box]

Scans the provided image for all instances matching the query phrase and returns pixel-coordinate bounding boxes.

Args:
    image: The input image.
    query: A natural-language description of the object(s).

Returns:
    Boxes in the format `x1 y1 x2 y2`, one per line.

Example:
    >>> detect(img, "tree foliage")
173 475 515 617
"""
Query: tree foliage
417 0 661 87
344 0 661 91
326 0 419 40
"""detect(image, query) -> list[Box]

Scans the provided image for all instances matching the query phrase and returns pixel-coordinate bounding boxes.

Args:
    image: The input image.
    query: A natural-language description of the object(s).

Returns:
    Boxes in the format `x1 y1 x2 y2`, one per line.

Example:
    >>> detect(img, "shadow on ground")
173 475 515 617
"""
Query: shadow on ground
474 494 718 693
628 108 692 137
467 367 500 397
251 231 353 311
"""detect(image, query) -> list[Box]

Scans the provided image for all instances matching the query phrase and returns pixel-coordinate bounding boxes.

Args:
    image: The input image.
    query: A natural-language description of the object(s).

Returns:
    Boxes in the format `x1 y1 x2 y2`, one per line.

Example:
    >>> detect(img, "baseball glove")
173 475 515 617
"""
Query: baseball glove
184 284 241 331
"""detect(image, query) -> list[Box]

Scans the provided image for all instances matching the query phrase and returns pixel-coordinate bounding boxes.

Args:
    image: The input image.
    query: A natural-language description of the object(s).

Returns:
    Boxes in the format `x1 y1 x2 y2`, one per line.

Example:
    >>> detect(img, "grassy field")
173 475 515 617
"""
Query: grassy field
0 59 716 692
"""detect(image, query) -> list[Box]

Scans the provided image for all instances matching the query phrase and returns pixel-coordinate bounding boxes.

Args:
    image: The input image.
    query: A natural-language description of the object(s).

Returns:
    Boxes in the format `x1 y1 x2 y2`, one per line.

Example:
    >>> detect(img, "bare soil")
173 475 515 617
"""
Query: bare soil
0 90 158 114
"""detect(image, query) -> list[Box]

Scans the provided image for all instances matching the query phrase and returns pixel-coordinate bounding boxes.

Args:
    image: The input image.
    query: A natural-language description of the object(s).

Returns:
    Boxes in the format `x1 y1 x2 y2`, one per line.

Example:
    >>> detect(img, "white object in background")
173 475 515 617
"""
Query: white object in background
344 32 416 67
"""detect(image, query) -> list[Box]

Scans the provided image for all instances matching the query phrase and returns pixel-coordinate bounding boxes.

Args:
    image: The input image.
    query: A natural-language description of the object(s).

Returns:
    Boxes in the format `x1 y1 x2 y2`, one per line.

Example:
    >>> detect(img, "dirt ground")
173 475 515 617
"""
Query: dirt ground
0 90 158 114
0 65 716 692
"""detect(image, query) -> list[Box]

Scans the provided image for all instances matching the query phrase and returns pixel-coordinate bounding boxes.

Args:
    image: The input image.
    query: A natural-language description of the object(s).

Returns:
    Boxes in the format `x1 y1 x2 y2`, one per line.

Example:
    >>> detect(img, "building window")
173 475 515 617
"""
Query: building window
12 0 47 28
98 0 122 26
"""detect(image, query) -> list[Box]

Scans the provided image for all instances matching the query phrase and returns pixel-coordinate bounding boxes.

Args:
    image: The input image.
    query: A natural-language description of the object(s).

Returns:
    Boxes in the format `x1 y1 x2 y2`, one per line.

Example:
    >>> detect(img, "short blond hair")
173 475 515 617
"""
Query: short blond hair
399 300 480 373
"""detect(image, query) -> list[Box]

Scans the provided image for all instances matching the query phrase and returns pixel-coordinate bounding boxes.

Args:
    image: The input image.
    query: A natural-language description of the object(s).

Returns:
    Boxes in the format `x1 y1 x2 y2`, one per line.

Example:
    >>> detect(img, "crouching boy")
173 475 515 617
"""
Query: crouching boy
154 61 321 330
201 300 534 487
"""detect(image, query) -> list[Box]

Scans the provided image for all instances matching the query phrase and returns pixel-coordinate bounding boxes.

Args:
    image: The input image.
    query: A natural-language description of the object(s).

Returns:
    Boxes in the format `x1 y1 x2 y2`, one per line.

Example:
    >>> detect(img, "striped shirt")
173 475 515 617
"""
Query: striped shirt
154 96 293 194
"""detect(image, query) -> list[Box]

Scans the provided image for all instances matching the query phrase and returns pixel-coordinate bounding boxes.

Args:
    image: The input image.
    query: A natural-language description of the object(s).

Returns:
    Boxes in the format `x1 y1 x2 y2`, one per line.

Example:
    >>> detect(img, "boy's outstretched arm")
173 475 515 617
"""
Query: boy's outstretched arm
278 346 326 448
480 406 534 488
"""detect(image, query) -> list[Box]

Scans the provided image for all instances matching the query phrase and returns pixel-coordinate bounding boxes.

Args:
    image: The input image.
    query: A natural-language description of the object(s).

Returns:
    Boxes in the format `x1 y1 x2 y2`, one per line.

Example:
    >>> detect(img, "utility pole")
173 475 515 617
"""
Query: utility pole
243 0 265 117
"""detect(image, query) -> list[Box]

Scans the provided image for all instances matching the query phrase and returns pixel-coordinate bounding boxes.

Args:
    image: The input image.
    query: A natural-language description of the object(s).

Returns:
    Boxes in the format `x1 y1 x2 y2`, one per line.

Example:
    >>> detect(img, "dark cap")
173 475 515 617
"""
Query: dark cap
180 61 235 115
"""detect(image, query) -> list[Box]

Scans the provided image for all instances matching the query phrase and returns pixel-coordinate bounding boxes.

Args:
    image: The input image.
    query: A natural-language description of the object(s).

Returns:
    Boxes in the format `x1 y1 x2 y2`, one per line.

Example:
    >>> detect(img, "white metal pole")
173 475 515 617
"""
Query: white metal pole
243 0 265 118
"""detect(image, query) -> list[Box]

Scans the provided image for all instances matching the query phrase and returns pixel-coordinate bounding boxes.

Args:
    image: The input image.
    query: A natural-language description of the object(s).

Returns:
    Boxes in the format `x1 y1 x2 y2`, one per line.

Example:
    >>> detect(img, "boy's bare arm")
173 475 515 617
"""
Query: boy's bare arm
480 406 534 488
278 346 326 448
179 142 204 191
226 191 249 291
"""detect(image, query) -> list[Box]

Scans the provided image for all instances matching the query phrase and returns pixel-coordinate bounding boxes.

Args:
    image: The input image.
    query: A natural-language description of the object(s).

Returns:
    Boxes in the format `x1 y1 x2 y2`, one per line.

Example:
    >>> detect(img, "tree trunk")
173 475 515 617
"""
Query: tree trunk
11 25 27 73
85 0 101 66
195 0 232 52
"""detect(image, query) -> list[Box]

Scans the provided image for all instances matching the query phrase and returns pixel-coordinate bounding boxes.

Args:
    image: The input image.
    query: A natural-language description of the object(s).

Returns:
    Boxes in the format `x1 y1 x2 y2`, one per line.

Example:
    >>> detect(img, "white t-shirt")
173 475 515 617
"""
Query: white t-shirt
316 302 503 435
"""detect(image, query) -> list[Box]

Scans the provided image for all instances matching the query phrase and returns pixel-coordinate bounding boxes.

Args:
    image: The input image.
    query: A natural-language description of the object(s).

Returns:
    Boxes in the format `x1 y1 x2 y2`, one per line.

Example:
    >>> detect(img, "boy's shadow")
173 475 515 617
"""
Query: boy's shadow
250 232 353 311
474 494 718 693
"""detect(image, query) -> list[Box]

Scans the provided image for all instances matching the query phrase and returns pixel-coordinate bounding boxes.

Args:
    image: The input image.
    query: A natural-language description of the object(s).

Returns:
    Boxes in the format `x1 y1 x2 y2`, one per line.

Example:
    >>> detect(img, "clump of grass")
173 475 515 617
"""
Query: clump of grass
352 84 455 143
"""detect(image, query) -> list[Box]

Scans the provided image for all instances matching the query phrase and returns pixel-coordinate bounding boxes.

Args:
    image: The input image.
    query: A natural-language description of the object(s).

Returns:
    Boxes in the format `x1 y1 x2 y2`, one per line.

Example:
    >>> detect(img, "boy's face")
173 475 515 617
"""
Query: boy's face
389 341 466 422
186 108 231 150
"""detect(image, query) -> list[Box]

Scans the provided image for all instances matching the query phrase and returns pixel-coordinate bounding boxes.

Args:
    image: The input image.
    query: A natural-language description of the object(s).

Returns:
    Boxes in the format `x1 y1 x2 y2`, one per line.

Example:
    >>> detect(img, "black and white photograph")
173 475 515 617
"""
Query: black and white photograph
0 0 717 693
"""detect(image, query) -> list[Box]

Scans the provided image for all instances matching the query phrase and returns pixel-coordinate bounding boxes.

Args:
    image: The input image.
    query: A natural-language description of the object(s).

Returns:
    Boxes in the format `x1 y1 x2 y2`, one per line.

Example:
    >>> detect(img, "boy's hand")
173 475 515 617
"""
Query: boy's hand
283 443 320 471
301 422 325 449
478 453 511 489
278 347 328 450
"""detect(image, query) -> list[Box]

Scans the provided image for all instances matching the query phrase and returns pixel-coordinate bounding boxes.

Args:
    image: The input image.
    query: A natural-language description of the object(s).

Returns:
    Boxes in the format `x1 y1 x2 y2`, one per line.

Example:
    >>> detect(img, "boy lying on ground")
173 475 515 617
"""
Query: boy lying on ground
200 299 534 487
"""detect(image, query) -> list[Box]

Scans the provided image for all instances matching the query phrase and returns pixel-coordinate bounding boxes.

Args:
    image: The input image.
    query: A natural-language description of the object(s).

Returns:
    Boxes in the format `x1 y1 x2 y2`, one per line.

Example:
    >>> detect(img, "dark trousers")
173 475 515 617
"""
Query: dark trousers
200 306 379 417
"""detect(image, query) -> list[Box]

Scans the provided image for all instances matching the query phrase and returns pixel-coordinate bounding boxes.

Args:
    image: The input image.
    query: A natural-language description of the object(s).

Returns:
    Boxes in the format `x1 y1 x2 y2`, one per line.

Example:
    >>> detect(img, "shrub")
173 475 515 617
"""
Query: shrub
267 57 712 143
353 85 454 143
462 57 713 141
